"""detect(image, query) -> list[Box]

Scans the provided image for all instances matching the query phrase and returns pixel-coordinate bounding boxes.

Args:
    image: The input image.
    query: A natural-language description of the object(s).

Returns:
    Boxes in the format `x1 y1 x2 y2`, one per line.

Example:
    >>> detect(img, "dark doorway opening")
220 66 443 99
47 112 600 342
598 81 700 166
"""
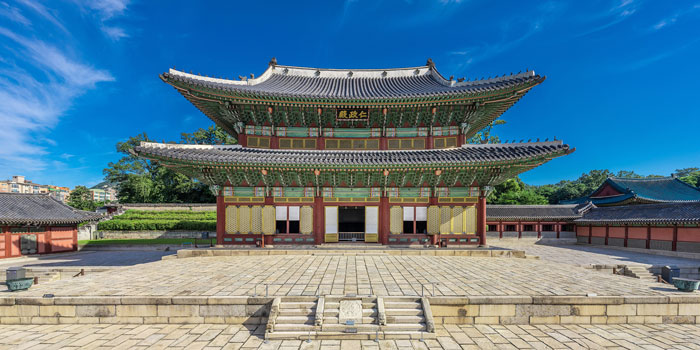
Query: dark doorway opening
339 206 365 241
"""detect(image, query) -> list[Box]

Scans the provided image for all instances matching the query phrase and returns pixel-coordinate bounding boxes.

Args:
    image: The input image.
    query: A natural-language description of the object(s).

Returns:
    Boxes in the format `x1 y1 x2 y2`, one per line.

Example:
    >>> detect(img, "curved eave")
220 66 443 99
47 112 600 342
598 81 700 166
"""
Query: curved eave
132 144 572 173
161 72 545 108
486 216 582 221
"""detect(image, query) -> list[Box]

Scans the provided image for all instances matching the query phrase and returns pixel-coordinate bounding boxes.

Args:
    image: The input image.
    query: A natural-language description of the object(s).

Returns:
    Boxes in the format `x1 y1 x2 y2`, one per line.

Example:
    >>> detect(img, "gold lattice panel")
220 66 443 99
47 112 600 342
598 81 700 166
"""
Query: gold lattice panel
300 206 313 234
390 206 403 234
238 206 251 233
452 207 464 234
262 206 275 235
251 206 262 234
440 206 452 234
427 206 440 235
225 206 238 234
465 206 477 234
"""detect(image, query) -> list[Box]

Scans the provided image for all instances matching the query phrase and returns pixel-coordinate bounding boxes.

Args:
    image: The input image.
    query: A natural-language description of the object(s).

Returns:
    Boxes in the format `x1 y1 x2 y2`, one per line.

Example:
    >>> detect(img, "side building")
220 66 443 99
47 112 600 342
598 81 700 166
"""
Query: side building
0 193 101 259
563 176 700 206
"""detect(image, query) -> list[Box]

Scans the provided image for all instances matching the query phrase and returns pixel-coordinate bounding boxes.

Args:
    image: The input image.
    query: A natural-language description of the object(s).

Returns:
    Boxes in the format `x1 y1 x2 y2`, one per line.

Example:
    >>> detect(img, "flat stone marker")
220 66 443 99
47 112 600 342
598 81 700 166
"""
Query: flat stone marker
339 300 363 324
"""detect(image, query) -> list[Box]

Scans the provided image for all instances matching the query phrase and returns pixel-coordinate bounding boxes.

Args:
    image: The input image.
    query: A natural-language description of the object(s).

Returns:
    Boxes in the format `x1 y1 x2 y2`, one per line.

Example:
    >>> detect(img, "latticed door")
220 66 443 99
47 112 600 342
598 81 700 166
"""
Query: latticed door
452 207 464 234
427 206 440 235
440 207 452 234
390 206 403 234
365 206 379 242
251 206 263 234
238 206 251 234
324 206 338 242
464 206 477 234
300 206 313 234
262 206 275 235
225 206 238 234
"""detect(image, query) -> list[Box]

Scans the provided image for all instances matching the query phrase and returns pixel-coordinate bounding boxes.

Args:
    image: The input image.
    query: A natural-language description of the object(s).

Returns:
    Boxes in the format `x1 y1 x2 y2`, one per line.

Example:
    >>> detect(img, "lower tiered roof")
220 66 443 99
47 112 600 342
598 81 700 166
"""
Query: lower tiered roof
132 141 572 188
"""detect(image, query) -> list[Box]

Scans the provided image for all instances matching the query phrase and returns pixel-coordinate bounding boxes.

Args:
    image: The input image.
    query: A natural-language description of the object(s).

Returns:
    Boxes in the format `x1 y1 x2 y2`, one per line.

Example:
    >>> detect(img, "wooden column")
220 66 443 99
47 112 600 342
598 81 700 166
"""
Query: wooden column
672 224 678 252
588 225 592 244
4 227 9 258
537 222 542 239
379 196 390 245
624 224 629 247
605 224 609 246
216 195 225 245
314 197 324 245
646 225 651 249
556 222 560 239
499 221 503 239
477 195 487 246
72 227 78 252
518 221 522 239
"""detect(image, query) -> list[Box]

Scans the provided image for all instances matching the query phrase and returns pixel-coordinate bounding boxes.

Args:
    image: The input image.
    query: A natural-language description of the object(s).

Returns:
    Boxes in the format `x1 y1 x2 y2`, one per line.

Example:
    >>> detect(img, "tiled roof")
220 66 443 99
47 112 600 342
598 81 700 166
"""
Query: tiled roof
574 202 700 225
563 177 700 205
0 193 102 225
133 141 571 168
162 61 544 100
486 203 592 220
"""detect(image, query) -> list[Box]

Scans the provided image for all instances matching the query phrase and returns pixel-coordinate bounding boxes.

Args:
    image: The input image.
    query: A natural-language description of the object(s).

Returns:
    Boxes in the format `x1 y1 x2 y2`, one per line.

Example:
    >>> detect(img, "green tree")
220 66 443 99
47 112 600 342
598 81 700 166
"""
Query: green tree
67 186 103 211
487 178 548 205
467 119 506 144
677 168 700 187
103 126 234 203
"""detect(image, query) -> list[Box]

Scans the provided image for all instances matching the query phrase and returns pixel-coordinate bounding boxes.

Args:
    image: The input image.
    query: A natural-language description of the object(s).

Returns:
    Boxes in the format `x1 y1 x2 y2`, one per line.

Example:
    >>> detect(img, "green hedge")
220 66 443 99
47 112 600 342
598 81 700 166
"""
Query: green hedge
98 219 216 231
114 210 216 221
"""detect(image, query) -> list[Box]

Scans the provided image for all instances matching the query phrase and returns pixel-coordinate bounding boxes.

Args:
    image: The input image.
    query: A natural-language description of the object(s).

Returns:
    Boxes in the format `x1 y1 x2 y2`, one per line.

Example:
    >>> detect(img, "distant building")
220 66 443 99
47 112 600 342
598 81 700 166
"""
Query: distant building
0 176 49 195
0 193 101 259
47 185 71 203
562 176 700 206
89 187 117 202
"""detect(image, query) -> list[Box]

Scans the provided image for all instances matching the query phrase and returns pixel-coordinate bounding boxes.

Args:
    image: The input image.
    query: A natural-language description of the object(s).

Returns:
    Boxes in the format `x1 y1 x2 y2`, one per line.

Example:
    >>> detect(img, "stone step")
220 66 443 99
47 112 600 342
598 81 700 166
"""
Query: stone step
324 309 377 317
274 323 316 331
382 324 428 332
323 316 376 324
385 315 424 324
280 302 317 309
275 316 315 324
384 309 423 316
266 331 437 340
278 309 316 316
383 302 421 309
320 324 380 333
382 297 422 303
324 302 376 309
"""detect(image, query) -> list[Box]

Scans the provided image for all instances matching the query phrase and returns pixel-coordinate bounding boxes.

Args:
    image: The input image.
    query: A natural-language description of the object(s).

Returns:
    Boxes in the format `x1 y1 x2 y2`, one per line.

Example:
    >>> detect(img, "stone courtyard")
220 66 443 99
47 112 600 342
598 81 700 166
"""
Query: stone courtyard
8 253 687 297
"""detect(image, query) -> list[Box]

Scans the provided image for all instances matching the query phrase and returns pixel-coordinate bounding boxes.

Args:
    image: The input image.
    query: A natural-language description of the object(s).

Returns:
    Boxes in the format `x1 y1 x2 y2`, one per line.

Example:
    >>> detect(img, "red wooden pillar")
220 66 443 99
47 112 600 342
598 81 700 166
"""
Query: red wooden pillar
216 195 225 245
624 224 629 247
537 222 541 239
646 225 651 249
672 224 678 251
498 221 503 239
380 196 390 245
72 227 78 252
313 197 324 245
588 225 592 244
605 224 609 246
518 221 522 239
477 195 487 246
4 228 10 258
556 222 560 239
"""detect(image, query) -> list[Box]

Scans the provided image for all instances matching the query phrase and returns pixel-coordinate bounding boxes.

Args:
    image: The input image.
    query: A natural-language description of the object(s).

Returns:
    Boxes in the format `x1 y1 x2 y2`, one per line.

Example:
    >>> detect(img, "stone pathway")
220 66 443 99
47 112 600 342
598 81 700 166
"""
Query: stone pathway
1 324 698 349
491 241 700 267
0 251 174 269
10 255 684 297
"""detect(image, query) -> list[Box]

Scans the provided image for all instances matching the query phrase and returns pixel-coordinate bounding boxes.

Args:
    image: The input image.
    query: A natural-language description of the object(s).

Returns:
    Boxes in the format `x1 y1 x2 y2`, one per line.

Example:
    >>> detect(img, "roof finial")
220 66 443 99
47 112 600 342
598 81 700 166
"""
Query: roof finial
269 57 277 66
426 58 435 68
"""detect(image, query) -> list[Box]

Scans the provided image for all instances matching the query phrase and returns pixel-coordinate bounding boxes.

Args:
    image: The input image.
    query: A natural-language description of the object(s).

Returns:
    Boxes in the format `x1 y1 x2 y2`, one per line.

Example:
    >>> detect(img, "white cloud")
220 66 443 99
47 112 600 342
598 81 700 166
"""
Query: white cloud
0 28 114 172
650 4 699 31
17 0 68 32
75 0 131 40
0 2 31 25
102 25 129 41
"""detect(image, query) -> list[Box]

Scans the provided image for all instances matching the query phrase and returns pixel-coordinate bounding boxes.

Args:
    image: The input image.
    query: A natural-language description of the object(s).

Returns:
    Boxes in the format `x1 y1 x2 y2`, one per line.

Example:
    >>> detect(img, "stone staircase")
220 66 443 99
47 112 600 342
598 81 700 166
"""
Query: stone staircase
623 265 658 283
266 295 435 340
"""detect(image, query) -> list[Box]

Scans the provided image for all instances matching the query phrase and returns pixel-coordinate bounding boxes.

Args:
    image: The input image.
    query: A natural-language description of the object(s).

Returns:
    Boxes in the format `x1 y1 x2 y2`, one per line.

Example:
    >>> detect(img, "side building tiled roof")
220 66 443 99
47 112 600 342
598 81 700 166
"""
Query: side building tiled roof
133 141 571 168
487 203 593 221
574 202 700 225
0 193 102 226
563 177 700 206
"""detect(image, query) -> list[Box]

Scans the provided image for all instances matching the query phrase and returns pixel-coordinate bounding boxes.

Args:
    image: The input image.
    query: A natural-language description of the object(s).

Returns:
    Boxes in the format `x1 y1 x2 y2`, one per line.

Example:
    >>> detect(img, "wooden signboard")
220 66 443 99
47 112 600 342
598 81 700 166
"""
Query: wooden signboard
336 108 369 121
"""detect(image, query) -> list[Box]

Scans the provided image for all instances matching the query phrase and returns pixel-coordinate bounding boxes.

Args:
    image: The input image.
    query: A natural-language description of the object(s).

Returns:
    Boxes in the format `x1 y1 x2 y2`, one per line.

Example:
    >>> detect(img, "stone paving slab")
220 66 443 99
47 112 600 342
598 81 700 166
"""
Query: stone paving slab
0 324 699 349
492 241 700 267
0 251 174 269
6 255 689 297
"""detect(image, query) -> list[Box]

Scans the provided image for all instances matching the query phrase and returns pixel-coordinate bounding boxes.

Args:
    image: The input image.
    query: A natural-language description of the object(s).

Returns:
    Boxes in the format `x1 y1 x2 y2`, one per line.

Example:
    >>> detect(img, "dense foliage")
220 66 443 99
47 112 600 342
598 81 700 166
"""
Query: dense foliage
103 126 235 203
489 168 700 205
67 185 104 211
97 210 216 231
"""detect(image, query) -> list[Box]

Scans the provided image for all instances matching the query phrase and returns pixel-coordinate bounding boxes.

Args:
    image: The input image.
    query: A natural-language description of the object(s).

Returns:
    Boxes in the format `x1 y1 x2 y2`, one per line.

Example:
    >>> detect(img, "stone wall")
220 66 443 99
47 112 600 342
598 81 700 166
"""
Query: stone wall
97 231 215 240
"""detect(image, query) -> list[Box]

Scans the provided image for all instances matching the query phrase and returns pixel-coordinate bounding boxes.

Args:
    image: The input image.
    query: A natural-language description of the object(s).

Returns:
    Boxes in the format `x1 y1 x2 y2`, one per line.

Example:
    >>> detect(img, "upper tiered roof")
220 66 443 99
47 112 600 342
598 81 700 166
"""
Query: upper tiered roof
163 58 543 100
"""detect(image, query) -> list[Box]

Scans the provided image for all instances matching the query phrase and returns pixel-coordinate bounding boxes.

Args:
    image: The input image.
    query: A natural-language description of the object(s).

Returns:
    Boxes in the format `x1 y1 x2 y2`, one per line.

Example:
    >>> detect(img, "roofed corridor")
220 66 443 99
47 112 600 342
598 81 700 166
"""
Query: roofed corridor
9 254 690 297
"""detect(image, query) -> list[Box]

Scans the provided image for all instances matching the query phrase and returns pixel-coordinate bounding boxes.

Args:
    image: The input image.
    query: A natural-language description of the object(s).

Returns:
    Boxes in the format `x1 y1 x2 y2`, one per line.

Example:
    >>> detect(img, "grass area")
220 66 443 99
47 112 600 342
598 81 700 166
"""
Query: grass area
78 238 216 246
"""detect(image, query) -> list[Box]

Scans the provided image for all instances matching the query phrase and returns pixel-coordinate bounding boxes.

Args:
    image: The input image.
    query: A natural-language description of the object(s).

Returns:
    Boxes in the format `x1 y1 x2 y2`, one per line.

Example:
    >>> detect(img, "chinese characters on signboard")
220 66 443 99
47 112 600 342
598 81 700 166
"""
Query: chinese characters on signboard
336 108 369 121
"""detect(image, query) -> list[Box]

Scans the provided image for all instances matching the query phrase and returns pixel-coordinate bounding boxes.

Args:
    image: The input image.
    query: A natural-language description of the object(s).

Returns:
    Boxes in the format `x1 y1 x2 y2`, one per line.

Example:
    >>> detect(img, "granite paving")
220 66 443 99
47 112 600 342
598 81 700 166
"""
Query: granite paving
1 324 699 349
492 241 700 267
8 254 685 297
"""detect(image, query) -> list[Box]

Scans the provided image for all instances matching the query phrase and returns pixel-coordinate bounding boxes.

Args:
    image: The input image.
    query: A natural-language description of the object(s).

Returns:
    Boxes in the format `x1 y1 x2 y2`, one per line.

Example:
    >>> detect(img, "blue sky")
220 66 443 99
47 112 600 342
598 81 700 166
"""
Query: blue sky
1 0 699 188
